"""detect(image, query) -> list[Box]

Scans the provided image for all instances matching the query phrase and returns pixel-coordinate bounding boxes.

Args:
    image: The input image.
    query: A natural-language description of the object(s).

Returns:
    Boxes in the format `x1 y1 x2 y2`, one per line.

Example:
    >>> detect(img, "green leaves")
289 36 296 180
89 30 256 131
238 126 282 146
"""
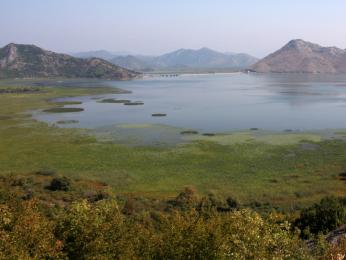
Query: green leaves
296 196 346 238
0 197 311 259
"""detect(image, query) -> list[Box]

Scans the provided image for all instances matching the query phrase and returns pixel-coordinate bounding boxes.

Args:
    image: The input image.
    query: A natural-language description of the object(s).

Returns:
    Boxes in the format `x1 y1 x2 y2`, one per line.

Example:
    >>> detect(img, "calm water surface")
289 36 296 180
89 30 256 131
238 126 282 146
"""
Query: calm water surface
34 73 346 132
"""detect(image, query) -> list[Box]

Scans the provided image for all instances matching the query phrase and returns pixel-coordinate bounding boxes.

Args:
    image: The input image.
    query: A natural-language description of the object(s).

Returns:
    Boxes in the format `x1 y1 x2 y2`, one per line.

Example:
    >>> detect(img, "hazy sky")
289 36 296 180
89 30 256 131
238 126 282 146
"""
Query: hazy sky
1 0 346 57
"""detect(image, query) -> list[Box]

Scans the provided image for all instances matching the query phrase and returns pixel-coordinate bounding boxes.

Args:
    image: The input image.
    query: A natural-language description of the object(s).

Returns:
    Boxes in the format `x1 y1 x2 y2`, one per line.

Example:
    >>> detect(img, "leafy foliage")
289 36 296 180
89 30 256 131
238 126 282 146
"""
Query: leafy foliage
47 176 71 191
0 200 63 259
295 196 346 238
0 182 313 259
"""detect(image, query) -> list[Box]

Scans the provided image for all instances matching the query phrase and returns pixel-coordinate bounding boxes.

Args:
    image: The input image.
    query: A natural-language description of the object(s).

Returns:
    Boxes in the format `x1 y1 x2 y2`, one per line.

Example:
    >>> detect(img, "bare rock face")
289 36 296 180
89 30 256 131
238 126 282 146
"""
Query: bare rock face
0 43 18 69
0 43 140 79
251 39 346 74
325 225 346 246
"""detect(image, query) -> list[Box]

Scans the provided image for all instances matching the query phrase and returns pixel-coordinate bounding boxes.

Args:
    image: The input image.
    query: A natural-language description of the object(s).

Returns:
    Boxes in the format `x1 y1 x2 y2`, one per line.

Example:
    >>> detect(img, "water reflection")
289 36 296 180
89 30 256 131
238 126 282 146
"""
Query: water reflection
32 73 346 132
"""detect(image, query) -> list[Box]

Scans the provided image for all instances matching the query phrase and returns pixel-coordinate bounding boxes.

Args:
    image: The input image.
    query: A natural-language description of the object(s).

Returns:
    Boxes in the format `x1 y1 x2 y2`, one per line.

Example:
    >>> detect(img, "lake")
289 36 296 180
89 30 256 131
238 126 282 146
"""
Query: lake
34 73 346 133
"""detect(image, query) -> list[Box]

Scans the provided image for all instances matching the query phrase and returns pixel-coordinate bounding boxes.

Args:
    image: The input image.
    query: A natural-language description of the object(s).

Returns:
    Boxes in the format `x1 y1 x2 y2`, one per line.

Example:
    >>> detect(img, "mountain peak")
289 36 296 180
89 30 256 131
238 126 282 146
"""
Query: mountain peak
5 43 40 49
251 39 346 74
198 47 213 52
286 39 307 45
3 43 18 53
6 42 16 47
282 39 318 51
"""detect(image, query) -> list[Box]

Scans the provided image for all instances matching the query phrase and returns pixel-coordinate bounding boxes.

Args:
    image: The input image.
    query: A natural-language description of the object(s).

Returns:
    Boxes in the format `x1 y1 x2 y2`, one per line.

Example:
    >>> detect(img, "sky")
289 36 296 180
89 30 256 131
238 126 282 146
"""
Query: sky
1 0 346 58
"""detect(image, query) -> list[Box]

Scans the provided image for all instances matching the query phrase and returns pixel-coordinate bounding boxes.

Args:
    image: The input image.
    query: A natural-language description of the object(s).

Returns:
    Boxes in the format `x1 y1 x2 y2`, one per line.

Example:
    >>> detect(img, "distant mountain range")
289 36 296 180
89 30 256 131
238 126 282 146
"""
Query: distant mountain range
71 50 132 60
0 43 139 79
251 39 346 74
73 48 259 72
3 40 346 78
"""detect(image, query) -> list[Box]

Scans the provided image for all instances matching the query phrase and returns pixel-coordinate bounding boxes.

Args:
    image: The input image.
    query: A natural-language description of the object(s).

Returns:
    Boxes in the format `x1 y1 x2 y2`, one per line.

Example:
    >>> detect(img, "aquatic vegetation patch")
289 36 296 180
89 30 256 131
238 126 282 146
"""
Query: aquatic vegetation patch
183 131 323 146
180 130 199 135
117 124 159 129
53 101 83 105
43 107 84 113
124 101 144 106
56 120 79 124
152 113 167 117
202 133 216 136
98 98 131 103
184 132 253 144
256 133 322 145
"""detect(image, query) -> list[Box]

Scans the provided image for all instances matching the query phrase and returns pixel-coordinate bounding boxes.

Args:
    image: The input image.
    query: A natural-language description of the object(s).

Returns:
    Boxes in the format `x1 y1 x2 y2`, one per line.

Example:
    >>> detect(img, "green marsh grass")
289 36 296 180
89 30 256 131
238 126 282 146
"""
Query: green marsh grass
0 85 346 208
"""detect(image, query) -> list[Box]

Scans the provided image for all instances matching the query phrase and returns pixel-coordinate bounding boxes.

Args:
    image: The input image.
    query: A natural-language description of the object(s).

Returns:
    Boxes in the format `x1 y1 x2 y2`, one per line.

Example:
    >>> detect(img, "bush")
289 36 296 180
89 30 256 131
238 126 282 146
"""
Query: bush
47 177 71 191
55 200 134 259
0 197 311 259
169 187 199 210
139 209 309 259
295 196 346 238
226 197 239 209
0 200 63 259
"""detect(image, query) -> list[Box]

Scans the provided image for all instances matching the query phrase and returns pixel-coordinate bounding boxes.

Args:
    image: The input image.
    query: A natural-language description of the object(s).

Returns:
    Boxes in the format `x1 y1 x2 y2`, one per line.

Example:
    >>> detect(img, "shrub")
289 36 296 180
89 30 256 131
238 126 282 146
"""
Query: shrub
295 196 346 238
0 197 311 259
47 177 71 191
169 187 199 210
55 200 134 259
139 209 309 259
226 197 239 209
0 200 63 259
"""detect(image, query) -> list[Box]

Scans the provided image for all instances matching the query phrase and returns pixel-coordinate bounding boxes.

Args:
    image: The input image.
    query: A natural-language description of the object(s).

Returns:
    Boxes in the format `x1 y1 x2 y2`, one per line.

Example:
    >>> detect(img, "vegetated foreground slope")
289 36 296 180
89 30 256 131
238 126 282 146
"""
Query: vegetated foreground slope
251 39 346 73
1 171 346 259
0 43 140 79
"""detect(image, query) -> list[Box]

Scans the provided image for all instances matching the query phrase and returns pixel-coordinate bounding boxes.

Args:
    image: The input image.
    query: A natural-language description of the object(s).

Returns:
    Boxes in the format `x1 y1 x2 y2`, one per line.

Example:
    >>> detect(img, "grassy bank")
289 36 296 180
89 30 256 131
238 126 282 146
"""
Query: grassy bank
0 85 346 208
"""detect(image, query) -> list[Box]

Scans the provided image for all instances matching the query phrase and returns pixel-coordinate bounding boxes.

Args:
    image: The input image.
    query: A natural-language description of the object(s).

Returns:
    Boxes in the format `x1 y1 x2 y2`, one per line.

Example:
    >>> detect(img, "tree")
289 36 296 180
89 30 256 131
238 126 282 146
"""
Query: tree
296 196 346 238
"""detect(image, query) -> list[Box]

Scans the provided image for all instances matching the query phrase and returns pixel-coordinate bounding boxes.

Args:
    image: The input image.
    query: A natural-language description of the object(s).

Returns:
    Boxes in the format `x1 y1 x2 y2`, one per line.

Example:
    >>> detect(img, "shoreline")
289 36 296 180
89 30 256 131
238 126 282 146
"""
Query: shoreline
143 71 243 78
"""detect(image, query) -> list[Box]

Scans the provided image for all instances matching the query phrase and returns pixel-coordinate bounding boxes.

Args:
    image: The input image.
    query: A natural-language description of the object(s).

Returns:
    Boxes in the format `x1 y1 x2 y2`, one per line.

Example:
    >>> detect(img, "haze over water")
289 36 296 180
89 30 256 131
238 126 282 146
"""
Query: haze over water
34 73 346 132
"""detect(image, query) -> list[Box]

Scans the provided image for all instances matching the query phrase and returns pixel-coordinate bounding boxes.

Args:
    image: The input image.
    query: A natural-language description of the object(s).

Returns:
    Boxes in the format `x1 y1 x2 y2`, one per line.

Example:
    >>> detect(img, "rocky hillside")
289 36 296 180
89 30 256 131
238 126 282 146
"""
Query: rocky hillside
251 39 346 74
0 43 140 79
